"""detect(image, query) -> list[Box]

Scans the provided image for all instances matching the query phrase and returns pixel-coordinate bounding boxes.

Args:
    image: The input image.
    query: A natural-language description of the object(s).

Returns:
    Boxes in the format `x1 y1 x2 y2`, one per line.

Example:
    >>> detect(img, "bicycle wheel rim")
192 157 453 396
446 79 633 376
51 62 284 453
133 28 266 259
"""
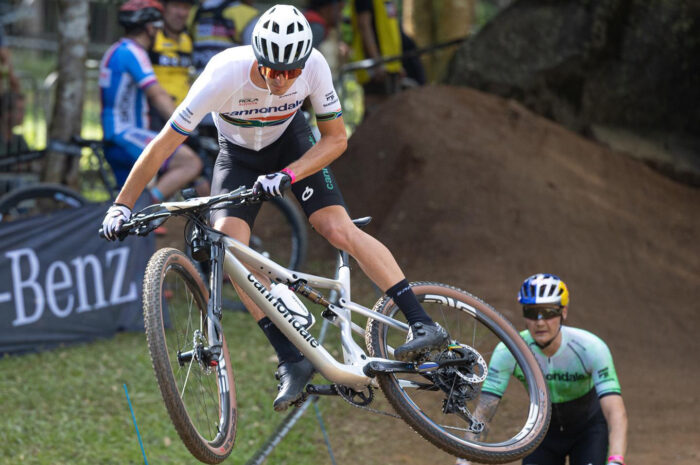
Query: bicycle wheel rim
367 282 549 462
144 249 236 463
0 184 86 221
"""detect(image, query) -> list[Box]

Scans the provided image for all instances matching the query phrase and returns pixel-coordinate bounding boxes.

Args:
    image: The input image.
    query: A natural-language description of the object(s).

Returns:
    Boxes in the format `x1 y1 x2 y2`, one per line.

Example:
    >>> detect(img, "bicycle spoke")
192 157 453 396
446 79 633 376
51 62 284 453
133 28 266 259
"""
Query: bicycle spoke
181 356 195 399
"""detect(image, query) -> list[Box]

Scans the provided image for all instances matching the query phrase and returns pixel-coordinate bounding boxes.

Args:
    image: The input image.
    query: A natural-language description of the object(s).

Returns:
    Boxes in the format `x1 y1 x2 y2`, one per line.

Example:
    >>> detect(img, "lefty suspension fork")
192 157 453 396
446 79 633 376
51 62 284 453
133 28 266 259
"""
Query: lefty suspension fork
177 239 224 368
206 240 225 362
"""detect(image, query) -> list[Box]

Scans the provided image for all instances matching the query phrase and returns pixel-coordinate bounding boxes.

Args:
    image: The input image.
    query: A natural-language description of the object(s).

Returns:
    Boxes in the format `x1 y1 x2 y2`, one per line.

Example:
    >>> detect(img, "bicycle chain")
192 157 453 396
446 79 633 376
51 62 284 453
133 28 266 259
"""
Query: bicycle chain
335 385 401 419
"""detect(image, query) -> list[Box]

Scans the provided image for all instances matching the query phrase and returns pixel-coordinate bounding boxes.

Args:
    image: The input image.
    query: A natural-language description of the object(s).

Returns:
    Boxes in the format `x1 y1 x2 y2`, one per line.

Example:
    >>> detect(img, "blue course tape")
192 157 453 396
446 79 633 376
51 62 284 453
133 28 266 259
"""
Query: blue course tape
123 384 149 465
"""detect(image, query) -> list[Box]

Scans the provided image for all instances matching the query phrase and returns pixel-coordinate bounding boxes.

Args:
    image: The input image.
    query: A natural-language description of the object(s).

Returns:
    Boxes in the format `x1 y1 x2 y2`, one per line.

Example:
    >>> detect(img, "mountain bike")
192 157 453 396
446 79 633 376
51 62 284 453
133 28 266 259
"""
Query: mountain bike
105 186 551 464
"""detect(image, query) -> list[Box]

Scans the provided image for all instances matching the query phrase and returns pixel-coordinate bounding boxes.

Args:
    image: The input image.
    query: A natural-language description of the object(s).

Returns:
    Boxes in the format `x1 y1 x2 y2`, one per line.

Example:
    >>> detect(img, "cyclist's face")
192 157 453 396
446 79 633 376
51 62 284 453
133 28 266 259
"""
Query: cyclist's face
524 306 567 346
263 74 298 95
258 66 301 95
163 2 191 34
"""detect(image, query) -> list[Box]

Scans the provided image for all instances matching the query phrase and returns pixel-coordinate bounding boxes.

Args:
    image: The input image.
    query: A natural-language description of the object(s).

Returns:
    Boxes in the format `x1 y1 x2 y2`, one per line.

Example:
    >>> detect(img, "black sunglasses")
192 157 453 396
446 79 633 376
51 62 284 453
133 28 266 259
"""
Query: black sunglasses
523 305 563 320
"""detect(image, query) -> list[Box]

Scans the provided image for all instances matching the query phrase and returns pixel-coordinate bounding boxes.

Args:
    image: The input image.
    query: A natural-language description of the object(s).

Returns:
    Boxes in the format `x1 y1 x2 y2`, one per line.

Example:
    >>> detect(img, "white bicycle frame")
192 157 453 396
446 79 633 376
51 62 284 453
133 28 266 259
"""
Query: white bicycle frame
221 234 409 389
160 192 410 389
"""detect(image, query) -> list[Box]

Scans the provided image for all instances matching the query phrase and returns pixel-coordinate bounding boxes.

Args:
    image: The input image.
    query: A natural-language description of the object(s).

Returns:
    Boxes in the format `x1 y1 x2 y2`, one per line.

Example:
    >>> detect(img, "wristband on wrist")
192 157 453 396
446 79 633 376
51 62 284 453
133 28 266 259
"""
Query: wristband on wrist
281 168 296 184
607 454 625 465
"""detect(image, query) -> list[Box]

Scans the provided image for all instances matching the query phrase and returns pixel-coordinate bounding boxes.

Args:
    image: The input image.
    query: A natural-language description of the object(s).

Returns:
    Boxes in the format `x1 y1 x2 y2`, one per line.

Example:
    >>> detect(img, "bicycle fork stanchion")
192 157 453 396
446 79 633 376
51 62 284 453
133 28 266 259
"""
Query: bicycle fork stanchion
207 240 225 361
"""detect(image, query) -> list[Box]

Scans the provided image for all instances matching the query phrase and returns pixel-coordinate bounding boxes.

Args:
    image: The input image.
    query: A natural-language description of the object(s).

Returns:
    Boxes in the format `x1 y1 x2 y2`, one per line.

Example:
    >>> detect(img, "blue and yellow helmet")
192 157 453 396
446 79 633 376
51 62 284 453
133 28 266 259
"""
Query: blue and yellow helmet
518 273 569 307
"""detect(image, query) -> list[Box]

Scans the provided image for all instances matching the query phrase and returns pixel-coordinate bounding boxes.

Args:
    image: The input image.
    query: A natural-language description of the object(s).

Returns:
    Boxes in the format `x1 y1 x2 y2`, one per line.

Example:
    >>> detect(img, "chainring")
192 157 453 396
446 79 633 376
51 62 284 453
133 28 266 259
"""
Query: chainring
336 384 375 407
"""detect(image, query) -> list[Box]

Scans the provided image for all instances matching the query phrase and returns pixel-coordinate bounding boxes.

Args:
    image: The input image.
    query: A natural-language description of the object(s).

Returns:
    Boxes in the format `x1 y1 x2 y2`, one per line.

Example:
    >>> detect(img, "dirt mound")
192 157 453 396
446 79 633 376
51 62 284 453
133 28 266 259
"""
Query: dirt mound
327 85 700 464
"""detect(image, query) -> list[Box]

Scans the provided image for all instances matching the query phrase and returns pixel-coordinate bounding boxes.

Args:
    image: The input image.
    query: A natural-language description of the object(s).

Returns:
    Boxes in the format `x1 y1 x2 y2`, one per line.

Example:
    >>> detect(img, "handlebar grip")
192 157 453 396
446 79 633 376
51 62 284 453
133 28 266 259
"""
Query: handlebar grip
98 226 130 241
280 176 292 192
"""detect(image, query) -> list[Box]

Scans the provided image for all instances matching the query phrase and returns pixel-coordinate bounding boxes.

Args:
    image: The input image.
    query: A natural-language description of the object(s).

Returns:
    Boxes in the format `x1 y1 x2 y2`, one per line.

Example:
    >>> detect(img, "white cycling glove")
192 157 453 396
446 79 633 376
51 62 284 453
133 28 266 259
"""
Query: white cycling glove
102 204 132 241
253 171 292 197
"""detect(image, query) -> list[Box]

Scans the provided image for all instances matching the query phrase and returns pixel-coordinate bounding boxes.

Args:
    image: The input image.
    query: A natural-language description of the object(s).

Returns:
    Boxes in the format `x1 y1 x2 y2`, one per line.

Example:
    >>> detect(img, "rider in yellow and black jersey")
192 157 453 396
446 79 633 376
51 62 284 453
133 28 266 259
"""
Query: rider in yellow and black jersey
149 0 195 106
150 29 192 105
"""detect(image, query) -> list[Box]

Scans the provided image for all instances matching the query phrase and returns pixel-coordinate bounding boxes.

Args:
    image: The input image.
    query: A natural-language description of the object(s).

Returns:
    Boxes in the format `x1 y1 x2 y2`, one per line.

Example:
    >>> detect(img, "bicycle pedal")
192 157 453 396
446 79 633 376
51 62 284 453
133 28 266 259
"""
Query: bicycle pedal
416 361 439 372
291 392 309 407
306 383 338 396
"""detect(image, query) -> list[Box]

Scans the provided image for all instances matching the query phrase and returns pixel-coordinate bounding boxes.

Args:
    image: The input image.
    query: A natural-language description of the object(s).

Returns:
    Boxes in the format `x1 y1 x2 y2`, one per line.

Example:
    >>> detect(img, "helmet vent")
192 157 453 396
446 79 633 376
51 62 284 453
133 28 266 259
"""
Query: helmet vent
547 286 555 297
539 286 546 298
295 41 305 60
252 4 313 69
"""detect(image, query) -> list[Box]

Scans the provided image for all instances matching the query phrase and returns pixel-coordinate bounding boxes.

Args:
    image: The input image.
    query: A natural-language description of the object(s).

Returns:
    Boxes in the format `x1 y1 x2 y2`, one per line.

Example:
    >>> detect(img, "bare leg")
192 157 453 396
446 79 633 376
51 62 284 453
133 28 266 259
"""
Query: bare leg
212 216 268 321
155 145 202 198
310 205 447 361
214 215 312 411
309 205 405 291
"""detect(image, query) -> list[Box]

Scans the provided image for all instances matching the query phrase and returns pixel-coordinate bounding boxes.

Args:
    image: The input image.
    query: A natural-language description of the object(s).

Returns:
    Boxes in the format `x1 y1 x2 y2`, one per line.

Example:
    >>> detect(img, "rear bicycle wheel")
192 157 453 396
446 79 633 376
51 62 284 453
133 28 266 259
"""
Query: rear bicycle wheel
366 282 550 464
251 195 307 270
143 248 237 464
0 183 86 221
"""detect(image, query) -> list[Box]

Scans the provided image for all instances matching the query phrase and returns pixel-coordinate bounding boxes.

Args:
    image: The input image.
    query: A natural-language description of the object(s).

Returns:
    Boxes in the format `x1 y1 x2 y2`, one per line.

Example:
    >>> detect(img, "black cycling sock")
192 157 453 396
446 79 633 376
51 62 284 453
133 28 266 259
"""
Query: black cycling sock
386 279 433 326
258 317 304 364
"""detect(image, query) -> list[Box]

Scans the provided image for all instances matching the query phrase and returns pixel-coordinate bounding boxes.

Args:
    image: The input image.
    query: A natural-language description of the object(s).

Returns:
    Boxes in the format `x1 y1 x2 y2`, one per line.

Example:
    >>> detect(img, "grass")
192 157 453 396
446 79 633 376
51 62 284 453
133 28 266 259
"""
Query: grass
0 254 383 465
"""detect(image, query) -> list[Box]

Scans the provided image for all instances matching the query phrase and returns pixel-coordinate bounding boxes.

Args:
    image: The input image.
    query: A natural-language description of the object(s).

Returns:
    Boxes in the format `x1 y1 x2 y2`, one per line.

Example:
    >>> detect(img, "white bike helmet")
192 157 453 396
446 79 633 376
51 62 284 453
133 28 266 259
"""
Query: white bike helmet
252 4 313 70
518 273 570 307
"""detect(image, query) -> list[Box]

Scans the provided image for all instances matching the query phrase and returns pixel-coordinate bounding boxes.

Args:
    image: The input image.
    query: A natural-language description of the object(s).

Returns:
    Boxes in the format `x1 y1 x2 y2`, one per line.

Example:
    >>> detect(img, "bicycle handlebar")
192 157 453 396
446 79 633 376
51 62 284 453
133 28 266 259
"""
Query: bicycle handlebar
98 185 273 240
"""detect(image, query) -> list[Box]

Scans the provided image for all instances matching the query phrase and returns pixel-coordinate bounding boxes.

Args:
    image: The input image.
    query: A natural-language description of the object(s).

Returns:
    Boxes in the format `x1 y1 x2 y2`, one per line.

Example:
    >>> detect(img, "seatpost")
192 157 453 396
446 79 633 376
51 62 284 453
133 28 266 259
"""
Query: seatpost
333 249 351 303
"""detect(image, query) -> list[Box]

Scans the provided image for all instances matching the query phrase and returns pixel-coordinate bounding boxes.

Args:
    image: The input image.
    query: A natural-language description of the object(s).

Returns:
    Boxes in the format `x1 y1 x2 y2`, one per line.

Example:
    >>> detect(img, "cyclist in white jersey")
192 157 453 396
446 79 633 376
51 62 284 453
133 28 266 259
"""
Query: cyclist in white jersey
457 274 628 465
102 4 450 412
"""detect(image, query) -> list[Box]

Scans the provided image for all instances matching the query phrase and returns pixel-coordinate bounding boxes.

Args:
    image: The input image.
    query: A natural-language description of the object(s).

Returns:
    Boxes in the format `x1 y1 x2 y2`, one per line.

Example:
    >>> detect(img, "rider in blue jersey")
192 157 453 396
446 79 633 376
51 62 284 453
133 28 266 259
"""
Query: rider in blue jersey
100 0 201 202
457 274 628 465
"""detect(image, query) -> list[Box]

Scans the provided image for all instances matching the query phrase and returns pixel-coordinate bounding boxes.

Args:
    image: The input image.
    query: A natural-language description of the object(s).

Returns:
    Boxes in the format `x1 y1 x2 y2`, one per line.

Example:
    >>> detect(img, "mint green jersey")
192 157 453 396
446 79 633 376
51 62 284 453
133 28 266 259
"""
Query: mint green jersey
482 326 621 403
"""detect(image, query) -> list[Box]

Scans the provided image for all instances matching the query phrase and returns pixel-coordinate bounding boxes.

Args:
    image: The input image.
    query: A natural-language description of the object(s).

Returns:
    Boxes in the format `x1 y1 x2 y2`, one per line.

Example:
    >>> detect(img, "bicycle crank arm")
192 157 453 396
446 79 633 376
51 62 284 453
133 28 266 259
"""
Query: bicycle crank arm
363 357 469 377
363 360 418 376
305 384 339 396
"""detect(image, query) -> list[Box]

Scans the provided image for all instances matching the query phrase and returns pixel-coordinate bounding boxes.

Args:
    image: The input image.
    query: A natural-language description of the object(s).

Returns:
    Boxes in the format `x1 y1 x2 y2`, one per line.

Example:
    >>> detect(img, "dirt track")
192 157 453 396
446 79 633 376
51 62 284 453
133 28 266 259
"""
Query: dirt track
313 85 700 464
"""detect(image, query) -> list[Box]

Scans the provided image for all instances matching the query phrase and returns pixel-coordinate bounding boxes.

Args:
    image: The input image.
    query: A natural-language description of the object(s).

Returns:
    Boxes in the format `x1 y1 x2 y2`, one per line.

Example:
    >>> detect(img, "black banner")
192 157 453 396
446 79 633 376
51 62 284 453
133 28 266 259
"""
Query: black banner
0 197 154 354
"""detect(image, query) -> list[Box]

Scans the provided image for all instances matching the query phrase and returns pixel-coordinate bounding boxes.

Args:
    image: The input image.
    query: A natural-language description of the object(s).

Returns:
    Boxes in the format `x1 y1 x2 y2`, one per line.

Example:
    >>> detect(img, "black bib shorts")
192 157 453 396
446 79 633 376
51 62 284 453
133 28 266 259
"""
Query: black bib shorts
523 390 611 465
210 111 346 227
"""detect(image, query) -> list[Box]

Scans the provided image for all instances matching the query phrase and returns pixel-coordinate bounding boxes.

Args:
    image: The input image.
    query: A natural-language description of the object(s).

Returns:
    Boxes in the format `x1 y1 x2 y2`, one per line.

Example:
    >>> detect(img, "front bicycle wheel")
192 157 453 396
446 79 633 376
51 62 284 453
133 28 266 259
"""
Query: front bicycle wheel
366 282 550 464
0 183 86 221
143 248 237 464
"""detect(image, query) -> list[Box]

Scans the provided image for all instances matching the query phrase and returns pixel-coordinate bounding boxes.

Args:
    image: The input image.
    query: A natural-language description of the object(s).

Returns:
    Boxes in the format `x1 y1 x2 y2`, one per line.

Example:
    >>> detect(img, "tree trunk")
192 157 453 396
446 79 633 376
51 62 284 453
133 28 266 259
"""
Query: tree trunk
406 0 475 83
42 0 88 188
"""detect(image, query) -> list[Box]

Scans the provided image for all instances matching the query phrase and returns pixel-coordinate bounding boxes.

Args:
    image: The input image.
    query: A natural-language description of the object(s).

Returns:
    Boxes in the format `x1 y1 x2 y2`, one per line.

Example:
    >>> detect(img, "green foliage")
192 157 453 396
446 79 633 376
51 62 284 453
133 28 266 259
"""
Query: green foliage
0 310 336 465
474 1 502 30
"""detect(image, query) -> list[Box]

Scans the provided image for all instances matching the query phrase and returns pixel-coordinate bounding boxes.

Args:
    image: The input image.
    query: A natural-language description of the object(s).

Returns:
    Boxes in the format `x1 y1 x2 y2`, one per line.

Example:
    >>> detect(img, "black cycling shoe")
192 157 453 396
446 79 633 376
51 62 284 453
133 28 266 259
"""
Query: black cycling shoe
272 357 315 412
394 322 450 362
